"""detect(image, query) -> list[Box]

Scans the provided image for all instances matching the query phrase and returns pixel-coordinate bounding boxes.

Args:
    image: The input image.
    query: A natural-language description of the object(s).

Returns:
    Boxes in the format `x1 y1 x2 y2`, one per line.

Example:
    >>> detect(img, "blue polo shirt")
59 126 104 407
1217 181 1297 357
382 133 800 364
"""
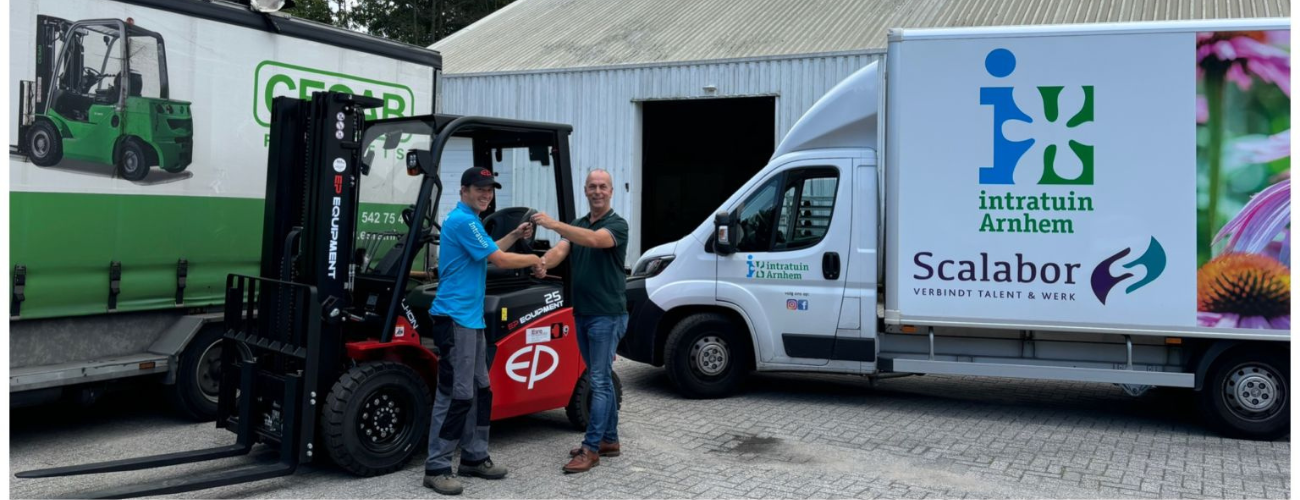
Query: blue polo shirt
429 201 498 329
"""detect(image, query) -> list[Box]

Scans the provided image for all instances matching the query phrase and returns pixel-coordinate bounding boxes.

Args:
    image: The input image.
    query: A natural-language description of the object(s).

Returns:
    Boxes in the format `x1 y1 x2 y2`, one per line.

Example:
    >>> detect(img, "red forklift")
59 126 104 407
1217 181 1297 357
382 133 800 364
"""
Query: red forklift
15 92 619 497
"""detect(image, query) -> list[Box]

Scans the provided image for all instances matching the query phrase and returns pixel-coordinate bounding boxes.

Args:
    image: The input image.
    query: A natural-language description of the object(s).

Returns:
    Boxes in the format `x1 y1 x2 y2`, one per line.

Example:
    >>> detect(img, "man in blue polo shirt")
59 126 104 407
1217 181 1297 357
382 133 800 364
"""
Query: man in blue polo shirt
424 166 542 496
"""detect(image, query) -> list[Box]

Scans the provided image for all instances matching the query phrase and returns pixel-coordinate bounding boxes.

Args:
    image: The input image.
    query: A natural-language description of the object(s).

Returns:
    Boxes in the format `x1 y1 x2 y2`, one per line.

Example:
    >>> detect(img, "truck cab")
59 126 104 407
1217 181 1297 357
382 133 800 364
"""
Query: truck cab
621 62 884 397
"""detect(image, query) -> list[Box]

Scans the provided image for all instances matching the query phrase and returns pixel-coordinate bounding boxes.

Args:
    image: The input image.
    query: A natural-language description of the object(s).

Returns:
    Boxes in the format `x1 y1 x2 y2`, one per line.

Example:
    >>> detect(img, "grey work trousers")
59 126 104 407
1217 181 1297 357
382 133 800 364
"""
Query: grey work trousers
425 316 492 475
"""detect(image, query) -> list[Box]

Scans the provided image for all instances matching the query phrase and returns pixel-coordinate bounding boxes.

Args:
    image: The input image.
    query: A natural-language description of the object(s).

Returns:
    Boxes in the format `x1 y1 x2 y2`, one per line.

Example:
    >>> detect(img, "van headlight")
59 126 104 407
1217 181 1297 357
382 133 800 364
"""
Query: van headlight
633 255 674 278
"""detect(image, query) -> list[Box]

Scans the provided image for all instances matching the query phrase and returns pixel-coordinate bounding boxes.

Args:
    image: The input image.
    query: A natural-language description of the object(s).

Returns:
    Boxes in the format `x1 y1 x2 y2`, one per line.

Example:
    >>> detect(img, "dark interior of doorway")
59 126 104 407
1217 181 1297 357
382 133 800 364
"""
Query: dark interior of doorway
641 96 775 256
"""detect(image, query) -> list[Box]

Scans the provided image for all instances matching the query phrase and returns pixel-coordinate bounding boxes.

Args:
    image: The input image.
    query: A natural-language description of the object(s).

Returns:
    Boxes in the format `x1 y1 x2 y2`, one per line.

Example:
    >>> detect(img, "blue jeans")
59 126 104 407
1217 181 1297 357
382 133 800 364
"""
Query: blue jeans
575 313 628 451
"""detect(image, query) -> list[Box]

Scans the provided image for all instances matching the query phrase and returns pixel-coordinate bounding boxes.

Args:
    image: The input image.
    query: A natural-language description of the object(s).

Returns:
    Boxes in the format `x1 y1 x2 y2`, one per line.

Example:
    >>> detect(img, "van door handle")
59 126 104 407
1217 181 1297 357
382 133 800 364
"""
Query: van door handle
822 252 840 280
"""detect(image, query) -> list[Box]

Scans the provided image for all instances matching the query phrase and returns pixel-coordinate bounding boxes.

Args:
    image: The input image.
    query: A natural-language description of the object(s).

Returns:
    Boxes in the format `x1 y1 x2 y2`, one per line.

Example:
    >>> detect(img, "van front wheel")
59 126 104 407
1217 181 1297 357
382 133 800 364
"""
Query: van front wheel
664 313 748 399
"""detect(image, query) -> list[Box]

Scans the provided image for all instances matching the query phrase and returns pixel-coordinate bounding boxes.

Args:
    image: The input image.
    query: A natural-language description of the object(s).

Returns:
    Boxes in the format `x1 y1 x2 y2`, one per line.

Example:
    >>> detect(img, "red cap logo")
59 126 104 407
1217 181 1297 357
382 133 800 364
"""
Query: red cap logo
480 169 492 176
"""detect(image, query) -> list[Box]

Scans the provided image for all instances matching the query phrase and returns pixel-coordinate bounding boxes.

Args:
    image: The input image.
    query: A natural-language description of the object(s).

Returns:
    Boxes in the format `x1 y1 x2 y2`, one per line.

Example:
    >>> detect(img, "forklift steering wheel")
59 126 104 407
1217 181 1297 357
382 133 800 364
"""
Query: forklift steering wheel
80 67 103 92
482 207 537 254
401 205 436 242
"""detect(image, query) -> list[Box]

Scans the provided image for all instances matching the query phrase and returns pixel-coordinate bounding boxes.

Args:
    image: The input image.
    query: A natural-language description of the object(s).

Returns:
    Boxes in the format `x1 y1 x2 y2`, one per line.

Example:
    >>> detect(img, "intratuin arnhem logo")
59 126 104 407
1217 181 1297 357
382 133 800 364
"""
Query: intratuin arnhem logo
977 48 1097 235
746 254 808 280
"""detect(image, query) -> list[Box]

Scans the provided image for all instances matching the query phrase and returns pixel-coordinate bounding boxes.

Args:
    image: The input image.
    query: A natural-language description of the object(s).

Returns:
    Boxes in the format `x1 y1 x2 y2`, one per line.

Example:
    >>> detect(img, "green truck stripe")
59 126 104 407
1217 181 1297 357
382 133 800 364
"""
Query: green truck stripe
11 192 409 319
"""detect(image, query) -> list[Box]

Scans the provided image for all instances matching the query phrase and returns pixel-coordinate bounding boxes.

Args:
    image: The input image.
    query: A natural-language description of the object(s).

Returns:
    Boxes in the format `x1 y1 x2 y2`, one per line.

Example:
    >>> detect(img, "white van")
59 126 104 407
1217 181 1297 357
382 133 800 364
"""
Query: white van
621 18 1292 440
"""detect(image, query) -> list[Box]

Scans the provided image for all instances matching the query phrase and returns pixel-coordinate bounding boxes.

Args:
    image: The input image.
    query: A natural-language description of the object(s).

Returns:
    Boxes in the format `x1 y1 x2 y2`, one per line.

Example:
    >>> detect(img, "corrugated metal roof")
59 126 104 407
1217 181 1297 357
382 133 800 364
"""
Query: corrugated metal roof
430 0 1289 74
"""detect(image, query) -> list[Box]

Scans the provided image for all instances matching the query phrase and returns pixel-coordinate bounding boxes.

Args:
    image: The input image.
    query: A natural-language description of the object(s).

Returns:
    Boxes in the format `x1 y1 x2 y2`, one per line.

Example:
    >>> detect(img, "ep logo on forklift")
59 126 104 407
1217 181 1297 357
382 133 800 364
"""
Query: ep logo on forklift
507 345 560 389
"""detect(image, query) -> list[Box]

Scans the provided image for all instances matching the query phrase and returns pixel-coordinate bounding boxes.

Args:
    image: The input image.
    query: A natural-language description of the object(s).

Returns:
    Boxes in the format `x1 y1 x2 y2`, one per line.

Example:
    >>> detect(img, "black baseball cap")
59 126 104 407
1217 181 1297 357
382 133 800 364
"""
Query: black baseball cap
461 166 502 189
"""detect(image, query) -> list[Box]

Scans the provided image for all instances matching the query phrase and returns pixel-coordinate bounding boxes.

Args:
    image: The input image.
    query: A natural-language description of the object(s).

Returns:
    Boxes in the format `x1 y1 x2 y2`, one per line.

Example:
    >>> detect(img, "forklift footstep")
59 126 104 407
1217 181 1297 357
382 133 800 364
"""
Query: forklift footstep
419 337 440 356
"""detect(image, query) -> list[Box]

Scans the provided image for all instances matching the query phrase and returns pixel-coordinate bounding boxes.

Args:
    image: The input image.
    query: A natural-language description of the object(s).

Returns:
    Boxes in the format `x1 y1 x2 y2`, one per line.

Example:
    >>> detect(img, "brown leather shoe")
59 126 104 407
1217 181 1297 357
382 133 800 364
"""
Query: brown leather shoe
569 441 620 457
562 448 599 473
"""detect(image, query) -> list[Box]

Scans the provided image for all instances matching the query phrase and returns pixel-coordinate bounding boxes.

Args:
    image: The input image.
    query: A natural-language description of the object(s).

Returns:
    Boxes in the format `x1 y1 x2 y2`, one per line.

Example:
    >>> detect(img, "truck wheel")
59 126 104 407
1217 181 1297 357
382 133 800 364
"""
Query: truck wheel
1198 348 1289 440
323 362 432 476
664 313 749 398
28 121 63 166
118 141 150 181
565 369 623 431
168 326 227 421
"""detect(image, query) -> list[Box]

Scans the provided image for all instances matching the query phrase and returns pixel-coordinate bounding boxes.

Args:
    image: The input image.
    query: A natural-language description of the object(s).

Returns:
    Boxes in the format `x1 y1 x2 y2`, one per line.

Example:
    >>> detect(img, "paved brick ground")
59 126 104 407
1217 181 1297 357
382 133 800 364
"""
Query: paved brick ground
10 359 1290 498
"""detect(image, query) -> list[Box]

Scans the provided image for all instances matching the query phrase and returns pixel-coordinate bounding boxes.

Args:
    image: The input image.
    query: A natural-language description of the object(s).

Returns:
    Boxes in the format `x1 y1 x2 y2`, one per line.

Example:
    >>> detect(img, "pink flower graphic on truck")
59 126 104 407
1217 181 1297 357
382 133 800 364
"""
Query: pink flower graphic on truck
1195 30 1289 330
1197 179 1290 329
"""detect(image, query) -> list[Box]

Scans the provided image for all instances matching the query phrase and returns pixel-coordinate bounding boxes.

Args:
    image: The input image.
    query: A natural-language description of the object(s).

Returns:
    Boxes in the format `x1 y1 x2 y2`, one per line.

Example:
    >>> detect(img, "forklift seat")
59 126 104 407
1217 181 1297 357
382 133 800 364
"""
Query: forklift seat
51 89 94 121
125 72 143 97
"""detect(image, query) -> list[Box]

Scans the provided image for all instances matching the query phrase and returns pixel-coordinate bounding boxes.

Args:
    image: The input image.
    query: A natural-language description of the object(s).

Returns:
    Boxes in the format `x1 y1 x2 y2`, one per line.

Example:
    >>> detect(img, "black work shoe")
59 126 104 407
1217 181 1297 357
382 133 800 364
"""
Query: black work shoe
459 459 508 480
424 474 463 495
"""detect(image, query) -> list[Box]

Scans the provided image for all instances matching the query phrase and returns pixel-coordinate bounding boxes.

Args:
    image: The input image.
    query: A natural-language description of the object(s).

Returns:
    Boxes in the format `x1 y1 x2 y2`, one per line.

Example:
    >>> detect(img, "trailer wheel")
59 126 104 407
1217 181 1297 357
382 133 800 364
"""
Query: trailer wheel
565 369 623 431
168 326 228 421
118 141 150 181
664 313 749 398
323 362 432 476
1198 348 1289 440
28 120 63 167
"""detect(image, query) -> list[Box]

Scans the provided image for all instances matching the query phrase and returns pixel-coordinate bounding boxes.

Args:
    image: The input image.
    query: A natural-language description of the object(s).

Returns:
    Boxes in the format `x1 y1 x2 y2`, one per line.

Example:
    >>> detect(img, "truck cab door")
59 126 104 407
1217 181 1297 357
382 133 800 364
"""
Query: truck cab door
716 159 853 367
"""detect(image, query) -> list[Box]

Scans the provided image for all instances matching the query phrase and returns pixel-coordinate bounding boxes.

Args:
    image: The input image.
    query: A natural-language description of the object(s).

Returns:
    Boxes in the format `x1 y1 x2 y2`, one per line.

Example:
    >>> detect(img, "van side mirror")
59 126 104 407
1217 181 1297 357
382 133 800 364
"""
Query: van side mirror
714 210 737 256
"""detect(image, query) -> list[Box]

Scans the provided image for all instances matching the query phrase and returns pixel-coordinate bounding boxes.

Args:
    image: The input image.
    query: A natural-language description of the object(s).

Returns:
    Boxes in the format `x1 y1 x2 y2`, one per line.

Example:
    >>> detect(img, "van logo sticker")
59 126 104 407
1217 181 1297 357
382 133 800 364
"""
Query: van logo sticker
979 48 1095 186
746 255 809 280
1091 237 1166 304
977 48 1098 236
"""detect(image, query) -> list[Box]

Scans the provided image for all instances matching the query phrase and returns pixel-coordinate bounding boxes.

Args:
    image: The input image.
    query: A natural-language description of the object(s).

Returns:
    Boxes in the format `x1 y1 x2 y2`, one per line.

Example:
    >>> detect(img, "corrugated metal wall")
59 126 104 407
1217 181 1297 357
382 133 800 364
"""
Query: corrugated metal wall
431 0 1290 73
438 51 884 264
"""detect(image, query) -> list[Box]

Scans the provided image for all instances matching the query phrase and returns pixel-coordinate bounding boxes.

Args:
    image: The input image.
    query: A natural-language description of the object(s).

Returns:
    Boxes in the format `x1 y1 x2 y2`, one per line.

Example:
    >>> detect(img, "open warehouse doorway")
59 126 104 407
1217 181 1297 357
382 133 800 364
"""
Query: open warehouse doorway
639 96 776 255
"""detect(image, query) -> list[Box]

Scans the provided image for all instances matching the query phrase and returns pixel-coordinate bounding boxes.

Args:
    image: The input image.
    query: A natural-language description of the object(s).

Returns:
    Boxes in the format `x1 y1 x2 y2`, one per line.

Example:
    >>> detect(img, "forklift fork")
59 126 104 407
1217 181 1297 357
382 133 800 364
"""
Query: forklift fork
14 275 321 498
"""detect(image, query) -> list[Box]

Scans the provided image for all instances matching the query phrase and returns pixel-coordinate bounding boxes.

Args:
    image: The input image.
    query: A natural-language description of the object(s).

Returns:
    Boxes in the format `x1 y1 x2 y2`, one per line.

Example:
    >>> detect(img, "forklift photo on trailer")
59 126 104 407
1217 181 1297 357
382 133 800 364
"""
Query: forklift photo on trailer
15 15 193 181
15 91 618 498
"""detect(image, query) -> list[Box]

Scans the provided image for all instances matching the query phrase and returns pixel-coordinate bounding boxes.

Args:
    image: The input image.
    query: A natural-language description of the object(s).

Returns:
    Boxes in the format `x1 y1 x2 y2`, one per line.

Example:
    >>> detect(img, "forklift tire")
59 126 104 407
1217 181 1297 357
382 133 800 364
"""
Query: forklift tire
118 141 150 181
168 326 227 421
1197 348 1289 440
564 369 623 431
323 362 432 476
664 313 749 399
27 120 63 167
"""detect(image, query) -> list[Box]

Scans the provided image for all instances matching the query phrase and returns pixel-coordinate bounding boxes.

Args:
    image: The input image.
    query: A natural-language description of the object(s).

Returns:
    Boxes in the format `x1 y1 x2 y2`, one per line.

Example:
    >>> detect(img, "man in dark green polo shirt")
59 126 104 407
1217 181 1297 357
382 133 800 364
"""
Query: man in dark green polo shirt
530 169 629 474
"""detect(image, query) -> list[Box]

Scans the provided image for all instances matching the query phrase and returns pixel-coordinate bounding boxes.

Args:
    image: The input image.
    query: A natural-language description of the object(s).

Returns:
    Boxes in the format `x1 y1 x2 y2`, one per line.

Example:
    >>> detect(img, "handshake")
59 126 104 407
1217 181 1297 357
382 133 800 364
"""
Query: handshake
530 257 548 279
526 211 559 279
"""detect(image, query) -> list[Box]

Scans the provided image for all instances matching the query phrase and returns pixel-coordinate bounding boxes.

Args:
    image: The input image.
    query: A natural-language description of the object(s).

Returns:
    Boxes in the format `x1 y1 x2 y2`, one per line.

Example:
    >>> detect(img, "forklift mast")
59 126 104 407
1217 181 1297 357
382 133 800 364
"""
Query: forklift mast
261 92 382 391
32 15 73 117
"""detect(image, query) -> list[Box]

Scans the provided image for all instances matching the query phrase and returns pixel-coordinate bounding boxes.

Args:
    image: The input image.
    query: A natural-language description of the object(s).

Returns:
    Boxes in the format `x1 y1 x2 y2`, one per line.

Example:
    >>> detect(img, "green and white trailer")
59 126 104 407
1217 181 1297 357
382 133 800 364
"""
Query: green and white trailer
9 0 440 419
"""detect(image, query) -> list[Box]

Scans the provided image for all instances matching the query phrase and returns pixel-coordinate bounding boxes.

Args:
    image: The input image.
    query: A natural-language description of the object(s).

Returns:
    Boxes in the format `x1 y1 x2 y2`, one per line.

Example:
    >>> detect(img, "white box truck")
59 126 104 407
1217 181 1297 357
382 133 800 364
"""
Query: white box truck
621 18 1291 440
9 0 439 418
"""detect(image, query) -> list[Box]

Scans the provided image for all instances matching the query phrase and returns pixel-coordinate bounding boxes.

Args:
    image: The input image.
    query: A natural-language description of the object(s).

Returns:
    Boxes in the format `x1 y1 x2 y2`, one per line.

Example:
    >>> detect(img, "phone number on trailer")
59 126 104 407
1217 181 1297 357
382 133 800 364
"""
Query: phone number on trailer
361 211 400 225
